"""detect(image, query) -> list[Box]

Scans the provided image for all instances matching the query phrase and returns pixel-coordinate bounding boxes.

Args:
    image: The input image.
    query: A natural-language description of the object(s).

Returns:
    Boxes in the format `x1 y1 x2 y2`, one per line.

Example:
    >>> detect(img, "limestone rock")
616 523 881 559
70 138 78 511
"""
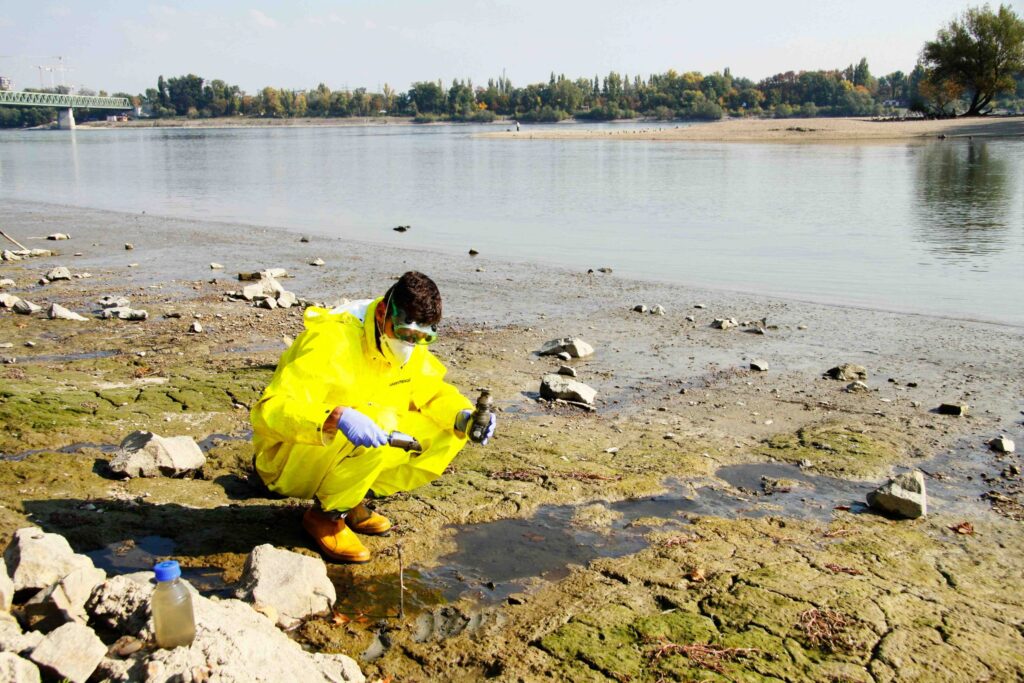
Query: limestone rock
44 267 71 282
277 291 298 309
540 375 597 406
12 300 40 315
750 359 769 372
46 233 70 241
124 243 134 250
210 262 224 270
0 278 14 288
108 431 206 478
845 381 870 393
257 296 278 310
47 303 88 321
1 250 20 261
100 307 148 321
265 268 290 279
650 304 665 315
188 321 203 333
85 573 154 640
711 318 738 330
3 527 96 592
235 544 336 628
24 566 106 626
632 304 647 313
557 365 577 377
988 436 1015 453
825 363 867 381
96 593 364 683
29 622 106 683
867 471 927 519
0 558 12 611
0 612 44 656
310 257 325 267
537 337 594 359
97 295 130 309
0 293 21 308
0 652 40 683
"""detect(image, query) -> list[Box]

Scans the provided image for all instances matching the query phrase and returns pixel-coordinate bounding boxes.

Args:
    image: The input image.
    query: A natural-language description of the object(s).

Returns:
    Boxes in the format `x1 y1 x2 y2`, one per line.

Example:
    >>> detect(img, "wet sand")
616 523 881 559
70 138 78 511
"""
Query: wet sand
483 115 1024 143
1 199 1022 681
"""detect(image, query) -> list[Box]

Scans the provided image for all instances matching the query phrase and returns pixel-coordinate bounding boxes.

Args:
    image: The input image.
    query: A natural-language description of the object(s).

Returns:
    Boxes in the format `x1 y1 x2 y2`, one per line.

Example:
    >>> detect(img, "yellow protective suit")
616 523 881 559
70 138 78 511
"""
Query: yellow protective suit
251 297 472 512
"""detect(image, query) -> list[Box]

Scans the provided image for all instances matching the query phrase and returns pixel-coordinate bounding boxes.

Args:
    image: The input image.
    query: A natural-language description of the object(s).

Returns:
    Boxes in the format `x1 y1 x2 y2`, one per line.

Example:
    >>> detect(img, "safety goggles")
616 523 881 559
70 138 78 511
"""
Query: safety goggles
389 302 439 345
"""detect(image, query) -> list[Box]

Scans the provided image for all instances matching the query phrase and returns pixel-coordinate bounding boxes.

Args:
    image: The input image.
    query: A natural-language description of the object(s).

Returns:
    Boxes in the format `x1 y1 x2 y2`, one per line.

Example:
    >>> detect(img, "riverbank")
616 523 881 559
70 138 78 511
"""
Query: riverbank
79 115 420 129
482 115 1024 143
1 200 1022 681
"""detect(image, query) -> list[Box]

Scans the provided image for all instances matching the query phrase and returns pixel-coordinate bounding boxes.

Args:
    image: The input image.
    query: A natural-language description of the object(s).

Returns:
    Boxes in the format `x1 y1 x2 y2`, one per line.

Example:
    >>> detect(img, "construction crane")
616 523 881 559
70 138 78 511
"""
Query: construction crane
0 55 73 92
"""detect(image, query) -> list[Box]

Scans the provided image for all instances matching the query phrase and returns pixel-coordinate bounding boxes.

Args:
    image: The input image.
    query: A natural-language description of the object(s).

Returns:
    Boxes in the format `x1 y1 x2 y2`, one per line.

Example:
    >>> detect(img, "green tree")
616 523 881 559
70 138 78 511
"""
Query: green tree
922 4 1024 115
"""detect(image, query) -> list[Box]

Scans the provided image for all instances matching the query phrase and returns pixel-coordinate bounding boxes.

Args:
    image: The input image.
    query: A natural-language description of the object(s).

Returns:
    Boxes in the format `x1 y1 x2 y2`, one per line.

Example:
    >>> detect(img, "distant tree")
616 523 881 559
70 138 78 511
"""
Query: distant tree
408 81 446 114
922 4 1024 115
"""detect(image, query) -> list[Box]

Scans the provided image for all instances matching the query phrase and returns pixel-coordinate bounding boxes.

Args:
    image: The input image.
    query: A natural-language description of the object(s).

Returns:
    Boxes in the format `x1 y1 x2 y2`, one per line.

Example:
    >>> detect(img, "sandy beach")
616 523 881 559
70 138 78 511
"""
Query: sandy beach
483 115 1024 143
1 199 1022 681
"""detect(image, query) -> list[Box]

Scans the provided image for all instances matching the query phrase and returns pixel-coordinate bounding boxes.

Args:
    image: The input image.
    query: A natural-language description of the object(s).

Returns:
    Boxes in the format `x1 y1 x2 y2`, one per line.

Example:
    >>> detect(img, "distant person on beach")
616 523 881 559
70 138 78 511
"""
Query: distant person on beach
250 271 496 563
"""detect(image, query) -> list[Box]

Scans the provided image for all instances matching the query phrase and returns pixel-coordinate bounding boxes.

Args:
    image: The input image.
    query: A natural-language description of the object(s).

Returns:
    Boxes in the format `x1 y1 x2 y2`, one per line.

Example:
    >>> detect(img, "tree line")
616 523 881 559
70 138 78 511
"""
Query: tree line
2 3 1022 128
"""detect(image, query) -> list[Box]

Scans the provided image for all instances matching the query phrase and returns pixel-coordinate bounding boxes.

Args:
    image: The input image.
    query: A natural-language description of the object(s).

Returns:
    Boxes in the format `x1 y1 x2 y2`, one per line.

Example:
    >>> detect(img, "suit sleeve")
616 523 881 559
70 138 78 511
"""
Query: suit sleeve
411 353 473 430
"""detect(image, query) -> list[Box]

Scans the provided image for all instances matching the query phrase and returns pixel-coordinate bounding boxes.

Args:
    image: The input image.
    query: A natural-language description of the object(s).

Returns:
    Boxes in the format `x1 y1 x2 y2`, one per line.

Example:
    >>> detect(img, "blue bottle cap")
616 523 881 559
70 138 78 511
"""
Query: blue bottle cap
154 560 181 582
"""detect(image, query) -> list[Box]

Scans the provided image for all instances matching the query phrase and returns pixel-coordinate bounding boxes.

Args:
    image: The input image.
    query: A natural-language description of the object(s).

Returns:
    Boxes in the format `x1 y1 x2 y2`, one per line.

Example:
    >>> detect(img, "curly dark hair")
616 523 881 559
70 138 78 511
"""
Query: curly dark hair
384 271 442 325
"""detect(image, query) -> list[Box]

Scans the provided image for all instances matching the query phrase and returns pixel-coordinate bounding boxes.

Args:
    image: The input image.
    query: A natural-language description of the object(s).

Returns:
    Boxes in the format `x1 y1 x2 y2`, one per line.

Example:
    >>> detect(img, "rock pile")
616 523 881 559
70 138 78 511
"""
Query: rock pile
226 271 300 309
537 337 594 359
0 527 364 683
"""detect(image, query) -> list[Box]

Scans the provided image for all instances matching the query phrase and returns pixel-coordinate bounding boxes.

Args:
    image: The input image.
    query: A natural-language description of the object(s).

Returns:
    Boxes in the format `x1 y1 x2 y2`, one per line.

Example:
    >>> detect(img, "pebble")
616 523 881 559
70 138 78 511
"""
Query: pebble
210 263 224 270
750 359 769 372
124 243 134 250
309 258 325 267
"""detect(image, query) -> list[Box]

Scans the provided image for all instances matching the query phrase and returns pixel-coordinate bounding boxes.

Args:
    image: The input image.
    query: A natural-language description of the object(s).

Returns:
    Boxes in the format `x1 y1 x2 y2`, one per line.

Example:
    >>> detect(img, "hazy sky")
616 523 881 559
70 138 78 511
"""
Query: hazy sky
0 0 1003 94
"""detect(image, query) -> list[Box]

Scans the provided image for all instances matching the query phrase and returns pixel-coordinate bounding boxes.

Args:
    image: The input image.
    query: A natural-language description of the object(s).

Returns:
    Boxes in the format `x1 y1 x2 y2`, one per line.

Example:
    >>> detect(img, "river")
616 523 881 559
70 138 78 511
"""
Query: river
1 122 1022 324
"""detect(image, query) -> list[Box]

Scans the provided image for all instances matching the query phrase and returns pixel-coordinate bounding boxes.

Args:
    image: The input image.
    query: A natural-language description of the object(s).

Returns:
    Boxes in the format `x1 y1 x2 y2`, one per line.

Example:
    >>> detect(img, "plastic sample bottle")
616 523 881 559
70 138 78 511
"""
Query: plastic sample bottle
152 560 196 649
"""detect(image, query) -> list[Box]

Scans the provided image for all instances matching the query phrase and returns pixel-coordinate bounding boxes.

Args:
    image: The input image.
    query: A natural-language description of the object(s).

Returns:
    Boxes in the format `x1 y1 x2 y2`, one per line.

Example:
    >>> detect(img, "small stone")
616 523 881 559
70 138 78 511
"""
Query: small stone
29 622 106 683
189 321 203 334
47 233 71 240
988 436 1015 453
604 447 619 454
109 635 144 657
238 271 263 281
24 341 35 348
685 315 695 322
124 243 134 250
557 365 577 377
309 257 325 267
597 267 613 274
210 263 224 270
468 249 479 256
711 318 737 330
694 303 706 309
749 359 769 372
45 267 72 281
507 593 527 605
650 304 665 315
797 324 808 330
540 374 597 406
845 381 870 393
12 300 41 315
0 293 22 308
300 236 310 243
276 291 298 309
825 364 867 381
866 470 927 519
257 297 279 309
0 278 14 288
633 304 647 313
47 304 88 322
537 337 595 359
556 351 571 361
393 225 409 232
97 295 130 309
664 432 676 440
938 403 968 417
475 267 485 272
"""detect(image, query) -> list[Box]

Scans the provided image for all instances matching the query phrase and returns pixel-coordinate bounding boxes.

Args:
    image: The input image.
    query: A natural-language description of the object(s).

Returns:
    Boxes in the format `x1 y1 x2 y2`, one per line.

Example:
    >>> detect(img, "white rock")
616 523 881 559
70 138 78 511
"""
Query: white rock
0 279 14 288
124 243 134 250
988 436 1015 453
85 573 154 640
265 268 290 279
650 304 665 315
309 257 325 267
845 381 870 393
96 593 365 683
29 622 106 683
540 374 597 406
188 321 203 334
46 233 71 241
0 558 12 611
0 293 21 308
0 651 40 683
44 267 71 281
0 611 44 656
750 359 769 372
867 471 927 519
97 295 130 309
235 545 336 628
277 290 298 309
24 566 106 626
537 337 595 359
47 303 88 322
100 307 148 321
3 527 96 592
108 431 206 478
257 296 278 310
210 263 224 270
711 318 738 330
1 250 22 261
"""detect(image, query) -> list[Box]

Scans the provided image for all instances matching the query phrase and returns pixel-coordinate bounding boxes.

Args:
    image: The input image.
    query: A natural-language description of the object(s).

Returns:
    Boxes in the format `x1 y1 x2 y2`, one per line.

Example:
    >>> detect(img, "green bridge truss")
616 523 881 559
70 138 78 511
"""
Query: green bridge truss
0 91 131 109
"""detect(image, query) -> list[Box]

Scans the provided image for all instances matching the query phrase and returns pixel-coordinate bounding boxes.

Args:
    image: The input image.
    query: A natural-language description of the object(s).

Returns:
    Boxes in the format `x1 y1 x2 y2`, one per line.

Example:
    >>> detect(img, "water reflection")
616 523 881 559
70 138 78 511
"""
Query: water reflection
914 141 1011 261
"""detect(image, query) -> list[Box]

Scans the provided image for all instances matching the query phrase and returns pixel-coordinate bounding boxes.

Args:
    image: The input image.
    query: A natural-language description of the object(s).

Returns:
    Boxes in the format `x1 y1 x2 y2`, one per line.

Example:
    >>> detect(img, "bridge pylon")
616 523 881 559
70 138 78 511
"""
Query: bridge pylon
58 107 75 130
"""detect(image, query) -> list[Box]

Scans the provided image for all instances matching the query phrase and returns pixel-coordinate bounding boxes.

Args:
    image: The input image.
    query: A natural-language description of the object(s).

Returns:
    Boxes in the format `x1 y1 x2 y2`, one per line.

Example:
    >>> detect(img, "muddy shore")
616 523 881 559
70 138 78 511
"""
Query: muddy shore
1 200 1022 681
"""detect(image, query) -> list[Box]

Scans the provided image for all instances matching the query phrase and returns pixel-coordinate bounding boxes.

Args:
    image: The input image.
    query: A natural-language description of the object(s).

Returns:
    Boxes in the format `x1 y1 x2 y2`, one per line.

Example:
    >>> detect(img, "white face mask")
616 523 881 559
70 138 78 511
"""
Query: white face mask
384 335 416 367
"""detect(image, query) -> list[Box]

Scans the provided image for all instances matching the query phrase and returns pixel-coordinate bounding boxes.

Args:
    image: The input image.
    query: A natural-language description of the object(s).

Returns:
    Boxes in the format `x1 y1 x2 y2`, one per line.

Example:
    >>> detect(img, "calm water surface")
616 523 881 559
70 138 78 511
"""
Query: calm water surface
1 123 1021 324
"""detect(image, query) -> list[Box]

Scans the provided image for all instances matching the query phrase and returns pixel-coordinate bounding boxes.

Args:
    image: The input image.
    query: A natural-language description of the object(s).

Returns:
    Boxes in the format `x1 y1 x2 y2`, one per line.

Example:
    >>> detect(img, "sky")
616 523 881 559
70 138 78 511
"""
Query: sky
0 0 1007 95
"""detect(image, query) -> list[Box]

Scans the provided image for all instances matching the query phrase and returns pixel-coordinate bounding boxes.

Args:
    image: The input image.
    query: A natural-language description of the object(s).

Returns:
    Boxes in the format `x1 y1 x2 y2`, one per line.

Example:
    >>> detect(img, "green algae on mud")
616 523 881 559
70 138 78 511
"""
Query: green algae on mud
757 422 907 479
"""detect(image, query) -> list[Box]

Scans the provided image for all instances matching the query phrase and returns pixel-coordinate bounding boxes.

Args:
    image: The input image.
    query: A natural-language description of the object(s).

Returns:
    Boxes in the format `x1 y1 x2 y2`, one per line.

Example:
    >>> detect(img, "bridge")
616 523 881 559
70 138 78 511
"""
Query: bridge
0 91 132 130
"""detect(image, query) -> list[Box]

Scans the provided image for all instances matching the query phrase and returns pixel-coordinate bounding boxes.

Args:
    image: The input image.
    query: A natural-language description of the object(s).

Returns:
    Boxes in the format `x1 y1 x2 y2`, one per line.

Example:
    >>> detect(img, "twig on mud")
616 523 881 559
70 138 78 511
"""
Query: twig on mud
823 527 855 538
797 608 857 651
561 470 622 482
660 535 701 547
489 468 546 481
823 563 863 576
948 521 975 535
646 637 761 674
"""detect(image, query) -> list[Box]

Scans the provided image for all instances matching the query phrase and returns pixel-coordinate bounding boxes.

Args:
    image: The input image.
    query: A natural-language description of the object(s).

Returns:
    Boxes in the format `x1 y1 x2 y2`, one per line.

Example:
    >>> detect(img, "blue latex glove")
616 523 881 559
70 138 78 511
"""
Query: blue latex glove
337 408 388 448
476 412 497 446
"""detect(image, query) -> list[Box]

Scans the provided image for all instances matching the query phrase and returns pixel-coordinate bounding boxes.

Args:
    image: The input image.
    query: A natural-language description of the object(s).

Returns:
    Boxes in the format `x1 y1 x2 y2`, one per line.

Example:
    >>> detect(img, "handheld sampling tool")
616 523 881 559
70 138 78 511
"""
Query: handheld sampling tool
388 431 422 454
468 388 494 444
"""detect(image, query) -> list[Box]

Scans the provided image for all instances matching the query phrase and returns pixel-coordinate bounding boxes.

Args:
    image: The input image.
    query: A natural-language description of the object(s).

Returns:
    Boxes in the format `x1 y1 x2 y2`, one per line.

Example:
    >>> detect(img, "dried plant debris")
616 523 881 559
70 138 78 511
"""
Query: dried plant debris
646 637 761 675
797 608 859 652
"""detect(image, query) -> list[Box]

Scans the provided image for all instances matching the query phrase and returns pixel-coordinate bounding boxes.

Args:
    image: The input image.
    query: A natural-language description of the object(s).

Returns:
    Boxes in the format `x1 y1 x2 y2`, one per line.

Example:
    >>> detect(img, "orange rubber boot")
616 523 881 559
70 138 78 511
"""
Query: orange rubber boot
345 502 392 535
302 508 370 563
